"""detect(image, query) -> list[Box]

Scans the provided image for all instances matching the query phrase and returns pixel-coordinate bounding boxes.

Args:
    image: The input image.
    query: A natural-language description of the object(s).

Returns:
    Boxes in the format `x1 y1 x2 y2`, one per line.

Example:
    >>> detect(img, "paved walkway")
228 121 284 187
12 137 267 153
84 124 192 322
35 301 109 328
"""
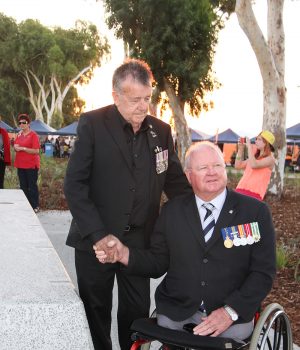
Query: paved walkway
37 210 299 350
37 210 159 350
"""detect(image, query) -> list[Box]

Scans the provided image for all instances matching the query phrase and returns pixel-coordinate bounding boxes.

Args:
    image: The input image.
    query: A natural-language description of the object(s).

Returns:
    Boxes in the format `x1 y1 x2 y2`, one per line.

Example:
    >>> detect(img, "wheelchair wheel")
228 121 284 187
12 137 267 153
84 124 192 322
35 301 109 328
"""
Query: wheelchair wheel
249 303 293 350
140 310 159 350
140 340 166 350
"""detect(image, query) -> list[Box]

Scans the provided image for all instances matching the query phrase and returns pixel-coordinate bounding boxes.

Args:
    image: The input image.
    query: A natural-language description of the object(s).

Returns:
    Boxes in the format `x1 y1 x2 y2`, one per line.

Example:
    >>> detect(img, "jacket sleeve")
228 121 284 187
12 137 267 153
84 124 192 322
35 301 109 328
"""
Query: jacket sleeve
224 202 276 320
64 115 106 244
126 204 170 278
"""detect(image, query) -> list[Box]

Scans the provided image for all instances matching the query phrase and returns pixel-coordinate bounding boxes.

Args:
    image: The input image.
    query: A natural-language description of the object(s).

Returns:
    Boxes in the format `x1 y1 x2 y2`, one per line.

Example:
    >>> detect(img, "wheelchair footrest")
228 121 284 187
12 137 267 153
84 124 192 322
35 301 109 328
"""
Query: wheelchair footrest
130 318 245 349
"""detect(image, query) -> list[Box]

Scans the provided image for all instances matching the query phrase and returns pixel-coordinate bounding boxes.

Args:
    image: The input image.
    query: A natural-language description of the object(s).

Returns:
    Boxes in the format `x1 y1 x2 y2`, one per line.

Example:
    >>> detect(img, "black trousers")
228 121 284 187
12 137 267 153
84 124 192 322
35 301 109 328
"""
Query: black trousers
17 168 39 209
0 160 5 188
75 231 150 350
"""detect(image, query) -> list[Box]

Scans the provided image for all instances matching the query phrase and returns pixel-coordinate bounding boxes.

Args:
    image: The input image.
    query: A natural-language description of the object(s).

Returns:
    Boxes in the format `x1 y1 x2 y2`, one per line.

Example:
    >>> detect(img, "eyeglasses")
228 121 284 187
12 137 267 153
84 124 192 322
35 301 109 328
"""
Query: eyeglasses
18 121 28 125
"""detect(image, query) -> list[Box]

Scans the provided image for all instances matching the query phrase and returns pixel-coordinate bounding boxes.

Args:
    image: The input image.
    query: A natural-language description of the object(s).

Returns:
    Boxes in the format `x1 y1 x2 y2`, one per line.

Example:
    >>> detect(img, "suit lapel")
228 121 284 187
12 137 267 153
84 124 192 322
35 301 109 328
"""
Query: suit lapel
183 194 207 248
206 189 239 250
104 107 133 172
146 120 163 170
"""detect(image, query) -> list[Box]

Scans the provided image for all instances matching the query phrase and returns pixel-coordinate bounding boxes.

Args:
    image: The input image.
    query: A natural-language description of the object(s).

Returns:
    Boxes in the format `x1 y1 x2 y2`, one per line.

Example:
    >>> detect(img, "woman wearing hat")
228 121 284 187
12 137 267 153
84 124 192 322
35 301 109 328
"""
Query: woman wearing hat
14 114 40 212
234 130 275 200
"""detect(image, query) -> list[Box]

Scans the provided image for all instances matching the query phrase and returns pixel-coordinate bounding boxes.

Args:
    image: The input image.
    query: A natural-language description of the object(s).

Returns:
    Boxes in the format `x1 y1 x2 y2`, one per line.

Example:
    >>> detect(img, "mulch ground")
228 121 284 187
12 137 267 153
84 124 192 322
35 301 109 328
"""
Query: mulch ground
228 176 300 344
263 189 300 345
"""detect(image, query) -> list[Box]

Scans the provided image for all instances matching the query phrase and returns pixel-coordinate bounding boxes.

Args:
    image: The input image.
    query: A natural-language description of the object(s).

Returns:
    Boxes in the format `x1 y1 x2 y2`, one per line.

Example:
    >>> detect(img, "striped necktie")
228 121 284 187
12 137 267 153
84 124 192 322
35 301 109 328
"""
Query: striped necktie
202 203 215 242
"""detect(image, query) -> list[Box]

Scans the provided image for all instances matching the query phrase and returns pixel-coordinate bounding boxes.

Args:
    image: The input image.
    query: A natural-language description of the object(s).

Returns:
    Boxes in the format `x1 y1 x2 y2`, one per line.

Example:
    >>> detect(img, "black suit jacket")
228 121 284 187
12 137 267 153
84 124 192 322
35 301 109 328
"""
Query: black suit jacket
126 190 276 324
64 105 191 251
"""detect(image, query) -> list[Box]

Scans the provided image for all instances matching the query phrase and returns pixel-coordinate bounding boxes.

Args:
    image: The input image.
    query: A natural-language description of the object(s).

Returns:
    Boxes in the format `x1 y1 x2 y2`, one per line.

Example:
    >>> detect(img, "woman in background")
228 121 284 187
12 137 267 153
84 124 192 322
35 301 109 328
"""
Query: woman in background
14 114 40 212
235 130 275 201
0 119 11 188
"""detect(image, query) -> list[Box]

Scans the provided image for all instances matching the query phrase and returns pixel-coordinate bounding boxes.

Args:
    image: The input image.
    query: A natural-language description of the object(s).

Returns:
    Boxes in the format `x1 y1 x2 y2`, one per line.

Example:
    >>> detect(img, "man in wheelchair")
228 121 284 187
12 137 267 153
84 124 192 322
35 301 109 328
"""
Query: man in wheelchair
94 141 276 347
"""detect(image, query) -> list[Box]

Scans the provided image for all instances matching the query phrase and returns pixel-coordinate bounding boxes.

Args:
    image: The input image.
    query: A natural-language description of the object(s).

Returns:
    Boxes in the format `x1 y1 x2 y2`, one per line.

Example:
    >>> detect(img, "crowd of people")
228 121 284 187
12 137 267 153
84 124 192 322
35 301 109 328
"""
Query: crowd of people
40 135 76 158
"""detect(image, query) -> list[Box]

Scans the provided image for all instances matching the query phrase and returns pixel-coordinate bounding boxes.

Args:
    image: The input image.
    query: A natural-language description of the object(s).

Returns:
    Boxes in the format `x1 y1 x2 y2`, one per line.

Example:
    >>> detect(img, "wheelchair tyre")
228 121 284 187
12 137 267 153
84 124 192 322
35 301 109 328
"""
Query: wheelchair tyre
140 310 160 350
249 303 293 350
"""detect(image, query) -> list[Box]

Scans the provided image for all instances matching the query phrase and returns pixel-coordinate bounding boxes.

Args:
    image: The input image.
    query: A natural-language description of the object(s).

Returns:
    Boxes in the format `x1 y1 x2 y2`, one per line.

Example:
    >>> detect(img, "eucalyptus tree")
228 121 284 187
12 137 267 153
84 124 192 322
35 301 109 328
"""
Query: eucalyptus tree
104 0 220 162
212 0 287 197
0 13 110 127
0 13 30 123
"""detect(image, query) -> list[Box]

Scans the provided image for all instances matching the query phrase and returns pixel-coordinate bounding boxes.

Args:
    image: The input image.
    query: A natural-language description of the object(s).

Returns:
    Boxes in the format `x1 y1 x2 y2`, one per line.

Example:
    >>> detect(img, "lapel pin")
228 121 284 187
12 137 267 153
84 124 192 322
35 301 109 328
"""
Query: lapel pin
150 130 157 138
229 210 233 214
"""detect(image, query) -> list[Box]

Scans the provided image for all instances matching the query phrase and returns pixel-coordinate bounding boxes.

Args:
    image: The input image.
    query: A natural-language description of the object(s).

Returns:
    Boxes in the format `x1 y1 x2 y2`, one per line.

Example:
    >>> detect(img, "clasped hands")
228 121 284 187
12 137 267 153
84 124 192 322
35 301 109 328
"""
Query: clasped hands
93 234 129 265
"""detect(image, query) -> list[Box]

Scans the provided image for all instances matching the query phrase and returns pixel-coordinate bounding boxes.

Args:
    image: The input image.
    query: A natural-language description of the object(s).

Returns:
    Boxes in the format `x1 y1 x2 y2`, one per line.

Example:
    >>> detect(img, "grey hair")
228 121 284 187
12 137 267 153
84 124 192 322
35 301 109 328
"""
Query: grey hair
112 58 154 93
184 141 225 170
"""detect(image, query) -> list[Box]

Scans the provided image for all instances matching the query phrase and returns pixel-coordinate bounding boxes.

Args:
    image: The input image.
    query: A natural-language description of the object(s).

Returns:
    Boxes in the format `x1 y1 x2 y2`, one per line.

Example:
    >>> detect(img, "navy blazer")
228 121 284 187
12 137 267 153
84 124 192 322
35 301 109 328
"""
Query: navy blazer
64 104 191 251
126 190 276 324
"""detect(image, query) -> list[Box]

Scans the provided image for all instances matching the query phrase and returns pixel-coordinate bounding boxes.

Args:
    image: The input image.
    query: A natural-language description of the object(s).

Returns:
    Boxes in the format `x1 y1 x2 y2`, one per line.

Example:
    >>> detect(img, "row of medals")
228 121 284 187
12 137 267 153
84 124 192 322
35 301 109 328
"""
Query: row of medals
223 222 261 249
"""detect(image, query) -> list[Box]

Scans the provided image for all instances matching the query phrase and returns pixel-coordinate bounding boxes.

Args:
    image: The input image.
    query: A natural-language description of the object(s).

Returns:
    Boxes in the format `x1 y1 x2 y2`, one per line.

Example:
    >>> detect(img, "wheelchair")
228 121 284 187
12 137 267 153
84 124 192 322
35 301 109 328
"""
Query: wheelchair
129 303 293 350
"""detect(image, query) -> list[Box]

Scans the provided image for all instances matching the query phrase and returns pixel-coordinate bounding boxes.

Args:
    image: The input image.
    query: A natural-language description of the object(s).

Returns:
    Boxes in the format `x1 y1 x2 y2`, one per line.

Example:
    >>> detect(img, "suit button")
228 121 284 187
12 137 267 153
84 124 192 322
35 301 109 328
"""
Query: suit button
203 258 208 263
201 281 206 286
130 188 136 192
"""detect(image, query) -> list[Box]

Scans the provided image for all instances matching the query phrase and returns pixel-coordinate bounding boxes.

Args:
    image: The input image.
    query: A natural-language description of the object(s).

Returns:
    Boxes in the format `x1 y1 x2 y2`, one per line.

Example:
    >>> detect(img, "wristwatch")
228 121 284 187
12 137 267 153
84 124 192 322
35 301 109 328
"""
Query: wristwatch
224 305 238 321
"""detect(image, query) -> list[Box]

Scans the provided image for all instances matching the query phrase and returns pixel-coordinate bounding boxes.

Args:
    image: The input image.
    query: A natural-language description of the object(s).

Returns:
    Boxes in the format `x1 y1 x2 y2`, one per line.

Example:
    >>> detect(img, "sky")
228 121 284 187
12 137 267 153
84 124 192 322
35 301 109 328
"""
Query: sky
0 0 299 137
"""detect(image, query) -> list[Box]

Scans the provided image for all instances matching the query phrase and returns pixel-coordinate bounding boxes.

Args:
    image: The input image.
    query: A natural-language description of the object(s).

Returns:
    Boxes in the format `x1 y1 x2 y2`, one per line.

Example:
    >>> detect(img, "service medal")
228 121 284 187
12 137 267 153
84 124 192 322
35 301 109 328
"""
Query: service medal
240 237 247 246
224 236 233 248
247 235 254 244
233 237 241 246
237 225 247 246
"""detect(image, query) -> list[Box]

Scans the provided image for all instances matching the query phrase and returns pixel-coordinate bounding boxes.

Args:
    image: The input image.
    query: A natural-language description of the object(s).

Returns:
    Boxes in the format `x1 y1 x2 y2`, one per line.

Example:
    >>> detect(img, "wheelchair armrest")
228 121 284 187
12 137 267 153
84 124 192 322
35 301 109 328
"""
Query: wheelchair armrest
131 318 245 349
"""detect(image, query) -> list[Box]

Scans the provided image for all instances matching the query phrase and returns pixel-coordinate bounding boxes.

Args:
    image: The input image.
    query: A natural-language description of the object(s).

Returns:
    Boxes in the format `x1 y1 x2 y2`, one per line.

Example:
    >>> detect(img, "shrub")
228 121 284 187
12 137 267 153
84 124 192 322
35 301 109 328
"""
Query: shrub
276 243 291 269
4 154 69 210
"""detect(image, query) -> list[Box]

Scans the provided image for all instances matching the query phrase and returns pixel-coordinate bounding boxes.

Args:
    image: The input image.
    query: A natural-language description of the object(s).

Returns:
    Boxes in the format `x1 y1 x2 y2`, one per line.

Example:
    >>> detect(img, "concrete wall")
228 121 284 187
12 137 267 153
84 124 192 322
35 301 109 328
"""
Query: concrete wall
0 189 94 350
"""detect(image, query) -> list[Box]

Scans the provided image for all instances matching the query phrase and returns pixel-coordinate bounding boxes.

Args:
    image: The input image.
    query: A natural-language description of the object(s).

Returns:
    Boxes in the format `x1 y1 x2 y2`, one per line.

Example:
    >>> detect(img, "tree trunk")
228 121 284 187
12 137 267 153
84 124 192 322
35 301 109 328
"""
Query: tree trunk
235 0 286 197
54 65 92 126
164 79 191 165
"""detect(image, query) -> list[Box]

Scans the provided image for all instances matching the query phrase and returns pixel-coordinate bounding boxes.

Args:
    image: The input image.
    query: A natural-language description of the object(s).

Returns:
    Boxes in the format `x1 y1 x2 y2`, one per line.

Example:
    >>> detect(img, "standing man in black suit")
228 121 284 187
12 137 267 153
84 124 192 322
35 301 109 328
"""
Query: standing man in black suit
95 141 276 342
64 59 191 350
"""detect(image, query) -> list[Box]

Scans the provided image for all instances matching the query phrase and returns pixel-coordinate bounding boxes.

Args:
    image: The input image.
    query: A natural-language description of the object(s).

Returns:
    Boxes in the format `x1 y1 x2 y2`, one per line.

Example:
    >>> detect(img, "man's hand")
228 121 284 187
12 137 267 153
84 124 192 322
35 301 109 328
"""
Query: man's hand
193 307 233 337
93 234 118 263
93 235 129 265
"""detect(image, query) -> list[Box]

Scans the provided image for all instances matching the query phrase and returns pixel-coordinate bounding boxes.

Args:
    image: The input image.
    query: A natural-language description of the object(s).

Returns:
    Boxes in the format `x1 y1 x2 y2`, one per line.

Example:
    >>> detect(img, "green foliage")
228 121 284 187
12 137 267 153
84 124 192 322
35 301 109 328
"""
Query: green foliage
61 86 84 126
0 78 29 123
0 13 110 122
104 0 221 115
4 154 69 210
294 260 300 282
276 243 291 269
3 164 19 189
51 112 64 130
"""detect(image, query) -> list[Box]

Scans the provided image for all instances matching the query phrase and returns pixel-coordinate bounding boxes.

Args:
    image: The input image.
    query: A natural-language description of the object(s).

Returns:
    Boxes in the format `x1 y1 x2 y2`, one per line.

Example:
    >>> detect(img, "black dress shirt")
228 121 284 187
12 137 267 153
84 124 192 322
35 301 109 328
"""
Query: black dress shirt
119 115 151 226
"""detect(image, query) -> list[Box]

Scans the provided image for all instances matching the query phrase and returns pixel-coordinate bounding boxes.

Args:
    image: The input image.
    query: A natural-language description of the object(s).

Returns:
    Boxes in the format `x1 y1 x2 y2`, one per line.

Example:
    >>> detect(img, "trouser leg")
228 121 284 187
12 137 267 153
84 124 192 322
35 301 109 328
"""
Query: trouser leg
116 269 150 350
26 168 39 209
75 249 116 350
116 227 151 350
17 168 30 202
0 160 5 188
